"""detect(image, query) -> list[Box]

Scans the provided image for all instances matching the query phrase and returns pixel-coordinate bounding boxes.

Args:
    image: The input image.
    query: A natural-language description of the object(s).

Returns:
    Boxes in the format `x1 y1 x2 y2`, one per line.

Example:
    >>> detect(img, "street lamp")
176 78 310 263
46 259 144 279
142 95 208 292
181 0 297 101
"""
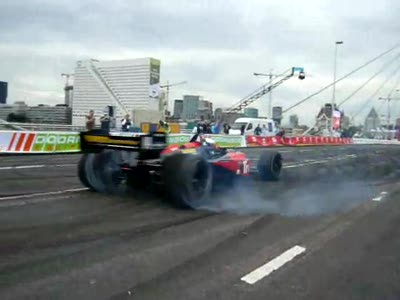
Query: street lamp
253 70 281 118
331 41 343 132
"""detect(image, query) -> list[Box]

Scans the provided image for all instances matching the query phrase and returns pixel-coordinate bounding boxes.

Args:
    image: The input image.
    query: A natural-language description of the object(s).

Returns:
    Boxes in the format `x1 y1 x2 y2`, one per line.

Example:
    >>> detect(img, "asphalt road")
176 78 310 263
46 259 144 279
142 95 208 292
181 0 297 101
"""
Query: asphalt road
1 145 400 299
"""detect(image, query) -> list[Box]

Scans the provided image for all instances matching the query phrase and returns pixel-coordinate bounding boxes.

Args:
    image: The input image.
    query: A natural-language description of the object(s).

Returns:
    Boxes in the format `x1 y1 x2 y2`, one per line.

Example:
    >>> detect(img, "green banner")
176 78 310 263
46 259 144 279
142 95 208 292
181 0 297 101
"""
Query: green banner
32 133 81 152
167 134 243 147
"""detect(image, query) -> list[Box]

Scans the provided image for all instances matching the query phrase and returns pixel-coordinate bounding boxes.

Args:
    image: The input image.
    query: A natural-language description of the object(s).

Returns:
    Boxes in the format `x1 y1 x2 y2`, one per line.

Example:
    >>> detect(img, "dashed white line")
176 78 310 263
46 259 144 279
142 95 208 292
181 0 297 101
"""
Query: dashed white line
14 165 45 169
241 245 306 285
372 191 388 202
0 164 76 170
0 166 13 170
0 187 89 201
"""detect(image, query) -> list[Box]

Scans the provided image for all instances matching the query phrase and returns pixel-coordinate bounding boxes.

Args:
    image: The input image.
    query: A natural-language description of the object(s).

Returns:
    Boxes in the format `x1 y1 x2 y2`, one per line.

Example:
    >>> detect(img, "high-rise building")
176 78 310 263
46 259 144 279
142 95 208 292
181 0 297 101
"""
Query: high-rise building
244 107 258 118
214 108 224 120
272 106 283 124
289 114 299 128
364 107 380 132
0 102 72 124
0 81 8 104
197 100 213 120
182 95 200 120
71 58 161 126
173 99 183 119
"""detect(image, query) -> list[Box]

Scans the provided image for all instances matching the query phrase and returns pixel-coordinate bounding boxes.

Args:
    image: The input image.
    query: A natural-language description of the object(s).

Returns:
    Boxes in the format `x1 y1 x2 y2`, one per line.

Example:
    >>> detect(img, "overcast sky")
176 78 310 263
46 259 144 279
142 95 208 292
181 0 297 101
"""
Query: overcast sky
0 0 399 125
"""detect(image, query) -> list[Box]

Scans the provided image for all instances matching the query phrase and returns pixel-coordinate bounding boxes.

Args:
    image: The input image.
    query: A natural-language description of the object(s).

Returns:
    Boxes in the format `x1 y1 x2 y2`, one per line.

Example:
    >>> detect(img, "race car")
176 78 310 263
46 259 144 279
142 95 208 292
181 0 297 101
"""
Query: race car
78 130 282 208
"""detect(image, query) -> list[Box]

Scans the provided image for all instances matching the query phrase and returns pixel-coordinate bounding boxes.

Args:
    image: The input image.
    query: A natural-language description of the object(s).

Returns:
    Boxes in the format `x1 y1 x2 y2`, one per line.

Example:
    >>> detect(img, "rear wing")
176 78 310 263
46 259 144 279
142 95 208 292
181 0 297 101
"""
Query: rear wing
80 130 167 152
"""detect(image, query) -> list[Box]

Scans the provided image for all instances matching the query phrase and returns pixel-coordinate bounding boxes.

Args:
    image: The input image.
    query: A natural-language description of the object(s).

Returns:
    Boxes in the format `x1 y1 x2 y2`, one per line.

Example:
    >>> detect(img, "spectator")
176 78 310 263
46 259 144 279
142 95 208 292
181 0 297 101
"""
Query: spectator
85 110 95 131
192 123 203 134
214 121 222 134
100 113 110 132
157 120 170 133
254 124 262 136
261 124 268 136
121 114 132 132
223 123 231 134
276 128 285 137
240 124 246 135
205 122 212 134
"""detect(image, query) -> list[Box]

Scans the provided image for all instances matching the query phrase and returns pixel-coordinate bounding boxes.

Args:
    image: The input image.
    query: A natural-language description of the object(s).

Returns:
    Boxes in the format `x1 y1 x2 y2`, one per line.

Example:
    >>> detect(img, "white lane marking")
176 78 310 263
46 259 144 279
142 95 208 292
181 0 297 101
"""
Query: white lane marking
372 191 388 202
0 187 89 201
241 245 306 285
0 164 76 170
283 155 358 169
0 166 13 170
14 165 45 169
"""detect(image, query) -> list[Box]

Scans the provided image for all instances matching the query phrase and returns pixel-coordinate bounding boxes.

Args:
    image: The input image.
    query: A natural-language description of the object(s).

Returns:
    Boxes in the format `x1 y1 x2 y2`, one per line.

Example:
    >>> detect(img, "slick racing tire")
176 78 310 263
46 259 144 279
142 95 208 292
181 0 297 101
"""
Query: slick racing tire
163 154 213 209
78 153 95 191
78 150 126 194
257 151 282 181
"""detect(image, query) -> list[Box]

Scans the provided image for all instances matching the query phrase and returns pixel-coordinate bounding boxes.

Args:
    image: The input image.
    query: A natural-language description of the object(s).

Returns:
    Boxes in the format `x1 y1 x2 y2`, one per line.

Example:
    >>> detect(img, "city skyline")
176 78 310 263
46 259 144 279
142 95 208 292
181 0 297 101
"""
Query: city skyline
0 0 399 126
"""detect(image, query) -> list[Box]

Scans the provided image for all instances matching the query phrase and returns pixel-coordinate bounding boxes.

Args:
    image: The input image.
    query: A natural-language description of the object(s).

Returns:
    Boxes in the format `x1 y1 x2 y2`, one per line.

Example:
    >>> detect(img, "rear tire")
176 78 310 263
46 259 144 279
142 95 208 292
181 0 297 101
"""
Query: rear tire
78 153 95 191
257 151 282 181
163 154 213 209
78 150 126 194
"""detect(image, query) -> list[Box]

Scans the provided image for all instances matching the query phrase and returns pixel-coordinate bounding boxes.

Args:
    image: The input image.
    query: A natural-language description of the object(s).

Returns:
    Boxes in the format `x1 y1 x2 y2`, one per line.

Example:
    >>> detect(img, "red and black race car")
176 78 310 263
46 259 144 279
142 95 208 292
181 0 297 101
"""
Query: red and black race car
78 131 282 208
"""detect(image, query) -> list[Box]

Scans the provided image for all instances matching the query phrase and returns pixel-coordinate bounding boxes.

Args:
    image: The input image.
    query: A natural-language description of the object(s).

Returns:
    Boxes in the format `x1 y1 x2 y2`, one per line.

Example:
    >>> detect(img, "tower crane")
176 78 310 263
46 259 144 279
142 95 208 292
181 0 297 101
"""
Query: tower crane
160 80 187 119
224 67 305 115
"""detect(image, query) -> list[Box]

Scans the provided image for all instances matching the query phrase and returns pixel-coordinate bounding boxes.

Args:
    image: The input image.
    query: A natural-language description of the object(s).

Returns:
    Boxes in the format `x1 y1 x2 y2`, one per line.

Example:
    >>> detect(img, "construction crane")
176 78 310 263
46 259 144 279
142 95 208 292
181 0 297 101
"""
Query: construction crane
224 67 305 114
160 80 187 119
61 73 74 107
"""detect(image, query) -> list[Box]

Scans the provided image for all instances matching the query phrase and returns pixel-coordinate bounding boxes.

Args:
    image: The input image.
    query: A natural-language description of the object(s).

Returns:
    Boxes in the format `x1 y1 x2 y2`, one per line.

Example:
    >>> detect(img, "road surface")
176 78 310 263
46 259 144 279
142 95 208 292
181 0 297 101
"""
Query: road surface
0 145 400 299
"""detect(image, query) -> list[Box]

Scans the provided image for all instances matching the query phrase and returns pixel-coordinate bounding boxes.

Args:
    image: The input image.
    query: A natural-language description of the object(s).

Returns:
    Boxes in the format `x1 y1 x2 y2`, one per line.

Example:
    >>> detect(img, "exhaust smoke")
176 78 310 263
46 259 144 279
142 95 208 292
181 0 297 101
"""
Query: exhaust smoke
194 149 400 217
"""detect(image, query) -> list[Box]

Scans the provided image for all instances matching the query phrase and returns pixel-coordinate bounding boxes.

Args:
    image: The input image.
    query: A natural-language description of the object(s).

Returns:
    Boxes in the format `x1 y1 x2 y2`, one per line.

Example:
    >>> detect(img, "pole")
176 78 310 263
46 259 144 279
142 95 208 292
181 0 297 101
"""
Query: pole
165 81 170 121
268 69 273 118
331 41 343 134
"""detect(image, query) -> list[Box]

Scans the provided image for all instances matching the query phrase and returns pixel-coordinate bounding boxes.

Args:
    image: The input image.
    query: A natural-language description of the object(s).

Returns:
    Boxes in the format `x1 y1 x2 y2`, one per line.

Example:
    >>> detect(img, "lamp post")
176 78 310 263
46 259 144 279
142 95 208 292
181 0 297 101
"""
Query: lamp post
331 41 343 133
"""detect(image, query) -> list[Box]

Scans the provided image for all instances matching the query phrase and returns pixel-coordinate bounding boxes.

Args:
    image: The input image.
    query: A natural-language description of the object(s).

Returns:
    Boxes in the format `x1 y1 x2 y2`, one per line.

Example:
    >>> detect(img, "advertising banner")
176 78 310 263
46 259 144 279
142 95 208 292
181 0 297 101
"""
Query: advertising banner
167 134 245 148
0 131 81 153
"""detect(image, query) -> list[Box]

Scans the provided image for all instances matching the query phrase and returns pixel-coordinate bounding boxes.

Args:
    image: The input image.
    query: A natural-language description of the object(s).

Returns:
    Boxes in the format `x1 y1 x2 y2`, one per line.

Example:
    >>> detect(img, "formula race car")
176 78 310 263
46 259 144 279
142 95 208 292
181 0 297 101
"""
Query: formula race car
78 130 282 208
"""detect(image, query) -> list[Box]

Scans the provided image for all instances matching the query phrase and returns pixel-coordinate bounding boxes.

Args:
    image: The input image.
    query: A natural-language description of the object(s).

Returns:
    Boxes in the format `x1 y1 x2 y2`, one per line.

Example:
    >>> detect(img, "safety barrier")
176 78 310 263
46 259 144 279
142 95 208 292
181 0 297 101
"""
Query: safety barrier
0 131 81 154
246 135 354 147
0 130 398 154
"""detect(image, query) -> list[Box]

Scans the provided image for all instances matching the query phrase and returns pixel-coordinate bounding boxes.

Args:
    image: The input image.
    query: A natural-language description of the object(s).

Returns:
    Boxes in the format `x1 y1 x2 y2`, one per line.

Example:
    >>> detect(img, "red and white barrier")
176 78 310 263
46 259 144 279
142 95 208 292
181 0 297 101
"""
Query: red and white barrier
246 135 354 147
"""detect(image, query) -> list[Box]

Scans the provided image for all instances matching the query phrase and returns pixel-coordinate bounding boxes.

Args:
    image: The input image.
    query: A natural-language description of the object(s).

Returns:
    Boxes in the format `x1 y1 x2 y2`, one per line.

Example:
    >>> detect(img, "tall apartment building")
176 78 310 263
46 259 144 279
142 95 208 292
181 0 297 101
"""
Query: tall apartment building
71 58 161 126
173 99 183 119
182 95 200 120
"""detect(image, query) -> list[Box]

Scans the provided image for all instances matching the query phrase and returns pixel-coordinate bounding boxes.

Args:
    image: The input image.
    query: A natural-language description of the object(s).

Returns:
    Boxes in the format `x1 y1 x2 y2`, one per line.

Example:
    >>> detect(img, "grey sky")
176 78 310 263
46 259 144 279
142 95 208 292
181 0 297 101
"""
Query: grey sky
0 0 399 125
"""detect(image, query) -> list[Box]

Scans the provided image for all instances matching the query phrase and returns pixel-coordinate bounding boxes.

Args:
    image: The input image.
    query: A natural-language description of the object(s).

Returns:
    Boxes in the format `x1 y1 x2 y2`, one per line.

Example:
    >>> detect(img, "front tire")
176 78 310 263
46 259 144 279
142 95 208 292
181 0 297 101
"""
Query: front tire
163 154 213 209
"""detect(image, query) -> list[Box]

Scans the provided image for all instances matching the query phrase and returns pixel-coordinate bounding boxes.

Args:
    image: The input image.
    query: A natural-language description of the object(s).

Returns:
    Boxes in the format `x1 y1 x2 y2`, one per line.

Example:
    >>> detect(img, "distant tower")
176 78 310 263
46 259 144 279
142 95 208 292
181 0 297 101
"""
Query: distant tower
61 74 73 107
0 81 8 104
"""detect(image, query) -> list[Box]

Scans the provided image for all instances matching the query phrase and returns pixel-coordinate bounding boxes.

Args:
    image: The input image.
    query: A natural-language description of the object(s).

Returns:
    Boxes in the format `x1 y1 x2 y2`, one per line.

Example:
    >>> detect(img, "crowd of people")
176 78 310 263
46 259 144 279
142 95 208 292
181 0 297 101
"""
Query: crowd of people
85 110 285 137
191 121 231 135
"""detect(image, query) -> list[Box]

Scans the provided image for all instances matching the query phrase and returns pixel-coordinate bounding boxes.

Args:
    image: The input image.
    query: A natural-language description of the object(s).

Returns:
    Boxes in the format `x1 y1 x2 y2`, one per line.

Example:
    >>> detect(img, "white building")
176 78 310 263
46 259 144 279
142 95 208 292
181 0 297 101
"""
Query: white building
71 58 162 126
